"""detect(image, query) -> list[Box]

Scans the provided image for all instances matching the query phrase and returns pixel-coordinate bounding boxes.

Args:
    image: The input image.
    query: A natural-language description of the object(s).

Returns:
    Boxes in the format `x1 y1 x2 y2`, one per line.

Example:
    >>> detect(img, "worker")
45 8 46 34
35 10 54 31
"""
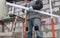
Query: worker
22 0 43 38
6 0 43 38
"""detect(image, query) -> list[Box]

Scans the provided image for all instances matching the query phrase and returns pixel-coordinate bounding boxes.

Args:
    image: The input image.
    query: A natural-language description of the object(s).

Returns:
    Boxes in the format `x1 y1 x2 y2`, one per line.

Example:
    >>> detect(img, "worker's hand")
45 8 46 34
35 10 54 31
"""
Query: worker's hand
22 6 33 13
28 6 33 11
22 4 27 13
22 9 25 13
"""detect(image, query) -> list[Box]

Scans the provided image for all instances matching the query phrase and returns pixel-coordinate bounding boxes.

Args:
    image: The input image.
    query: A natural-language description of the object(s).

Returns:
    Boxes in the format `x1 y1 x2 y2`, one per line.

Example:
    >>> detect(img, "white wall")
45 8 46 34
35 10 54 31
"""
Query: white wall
0 0 8 20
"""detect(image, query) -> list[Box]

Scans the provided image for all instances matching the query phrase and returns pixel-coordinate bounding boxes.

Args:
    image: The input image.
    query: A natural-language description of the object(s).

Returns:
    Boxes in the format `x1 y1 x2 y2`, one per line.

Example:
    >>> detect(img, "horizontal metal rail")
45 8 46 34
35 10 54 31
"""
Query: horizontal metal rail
6 2 59 18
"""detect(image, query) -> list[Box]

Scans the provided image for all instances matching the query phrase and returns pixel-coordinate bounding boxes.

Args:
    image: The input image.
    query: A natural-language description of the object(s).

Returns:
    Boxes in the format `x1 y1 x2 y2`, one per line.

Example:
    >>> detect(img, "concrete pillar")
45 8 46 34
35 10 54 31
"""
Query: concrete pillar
0 0 8 20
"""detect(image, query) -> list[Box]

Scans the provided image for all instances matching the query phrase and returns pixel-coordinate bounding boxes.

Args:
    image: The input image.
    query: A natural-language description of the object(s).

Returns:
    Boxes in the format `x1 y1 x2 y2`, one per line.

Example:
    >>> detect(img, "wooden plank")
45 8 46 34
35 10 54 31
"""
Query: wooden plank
42 29 60 32
0 32 13 36
0 16 24 24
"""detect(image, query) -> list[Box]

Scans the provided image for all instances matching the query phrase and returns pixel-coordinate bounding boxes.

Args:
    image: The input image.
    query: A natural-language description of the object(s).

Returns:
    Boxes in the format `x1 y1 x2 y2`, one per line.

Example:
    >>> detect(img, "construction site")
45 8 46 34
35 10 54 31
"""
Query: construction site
0 0 60 38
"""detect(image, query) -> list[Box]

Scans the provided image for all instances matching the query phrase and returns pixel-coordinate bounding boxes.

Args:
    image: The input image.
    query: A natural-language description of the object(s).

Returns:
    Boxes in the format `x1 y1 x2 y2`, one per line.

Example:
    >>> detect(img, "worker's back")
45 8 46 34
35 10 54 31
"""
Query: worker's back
23 0 43 19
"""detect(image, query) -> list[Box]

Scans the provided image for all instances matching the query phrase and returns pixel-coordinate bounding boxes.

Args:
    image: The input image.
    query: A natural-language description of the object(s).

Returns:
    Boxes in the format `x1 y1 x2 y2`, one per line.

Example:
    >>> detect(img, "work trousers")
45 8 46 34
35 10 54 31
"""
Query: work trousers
27 18 43 38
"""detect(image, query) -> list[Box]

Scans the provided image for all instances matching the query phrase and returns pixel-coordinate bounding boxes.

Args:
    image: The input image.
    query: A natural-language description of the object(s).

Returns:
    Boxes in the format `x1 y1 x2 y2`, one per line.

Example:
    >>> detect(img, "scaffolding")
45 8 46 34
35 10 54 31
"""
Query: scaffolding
0 0 60 38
